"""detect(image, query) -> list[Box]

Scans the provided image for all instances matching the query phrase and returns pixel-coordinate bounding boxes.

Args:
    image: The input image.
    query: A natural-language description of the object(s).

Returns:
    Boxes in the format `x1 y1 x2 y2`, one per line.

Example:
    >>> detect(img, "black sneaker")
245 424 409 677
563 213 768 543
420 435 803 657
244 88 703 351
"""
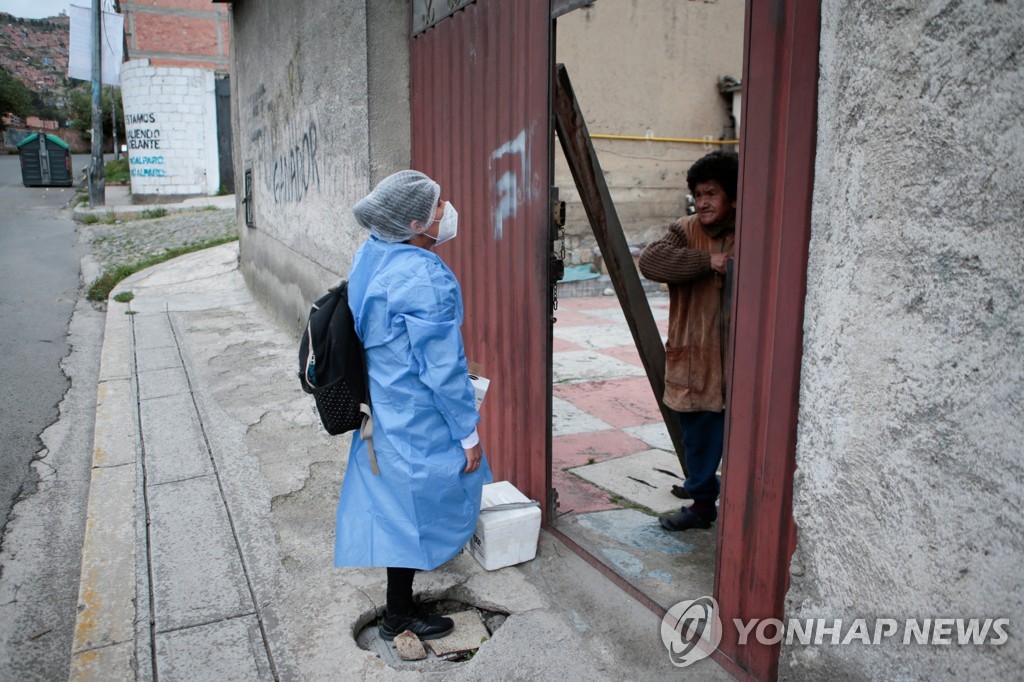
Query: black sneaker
378 608 454 641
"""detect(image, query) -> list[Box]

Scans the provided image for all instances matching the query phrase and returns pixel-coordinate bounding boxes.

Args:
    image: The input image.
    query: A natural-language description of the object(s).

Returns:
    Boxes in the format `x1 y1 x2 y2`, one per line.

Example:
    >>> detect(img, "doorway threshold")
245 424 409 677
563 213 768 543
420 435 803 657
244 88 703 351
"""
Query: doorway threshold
555 507 716 611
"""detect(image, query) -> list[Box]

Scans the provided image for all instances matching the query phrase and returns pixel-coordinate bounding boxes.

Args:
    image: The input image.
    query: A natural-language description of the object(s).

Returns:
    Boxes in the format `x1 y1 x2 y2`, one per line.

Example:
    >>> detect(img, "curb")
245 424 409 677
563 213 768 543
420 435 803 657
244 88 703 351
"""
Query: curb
72 195 236 223
69 298 140 681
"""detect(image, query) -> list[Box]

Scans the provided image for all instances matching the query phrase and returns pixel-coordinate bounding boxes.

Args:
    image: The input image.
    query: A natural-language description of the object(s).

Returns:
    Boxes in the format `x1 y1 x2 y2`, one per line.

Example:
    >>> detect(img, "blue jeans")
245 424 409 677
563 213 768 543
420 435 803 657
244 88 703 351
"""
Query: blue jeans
679 411 724 506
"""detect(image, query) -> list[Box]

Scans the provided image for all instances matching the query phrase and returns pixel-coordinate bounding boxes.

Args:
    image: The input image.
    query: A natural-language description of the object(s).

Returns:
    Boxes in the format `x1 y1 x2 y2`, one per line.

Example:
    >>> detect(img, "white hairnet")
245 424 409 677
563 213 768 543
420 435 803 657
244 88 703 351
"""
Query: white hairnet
353 170 441 243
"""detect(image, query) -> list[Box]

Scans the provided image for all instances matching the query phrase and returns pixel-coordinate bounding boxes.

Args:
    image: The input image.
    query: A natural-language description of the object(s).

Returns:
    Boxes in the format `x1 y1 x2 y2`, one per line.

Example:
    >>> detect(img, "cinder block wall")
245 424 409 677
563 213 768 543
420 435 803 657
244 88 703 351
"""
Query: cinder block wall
229 1 409 334
120 60 219 198
554 0 743 263
786 1 1024 678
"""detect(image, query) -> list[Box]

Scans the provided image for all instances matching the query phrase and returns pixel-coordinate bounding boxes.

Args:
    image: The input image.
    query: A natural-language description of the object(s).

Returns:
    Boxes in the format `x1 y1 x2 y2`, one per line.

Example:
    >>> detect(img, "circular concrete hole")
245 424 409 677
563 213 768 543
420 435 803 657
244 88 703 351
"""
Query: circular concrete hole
355 599 508 669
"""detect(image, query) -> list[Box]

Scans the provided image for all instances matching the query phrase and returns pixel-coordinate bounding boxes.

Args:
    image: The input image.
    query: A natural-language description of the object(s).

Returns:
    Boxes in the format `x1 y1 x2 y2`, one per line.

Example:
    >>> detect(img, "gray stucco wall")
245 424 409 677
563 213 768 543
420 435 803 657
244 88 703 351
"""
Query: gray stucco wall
229 0 409 333
786 2 1023 678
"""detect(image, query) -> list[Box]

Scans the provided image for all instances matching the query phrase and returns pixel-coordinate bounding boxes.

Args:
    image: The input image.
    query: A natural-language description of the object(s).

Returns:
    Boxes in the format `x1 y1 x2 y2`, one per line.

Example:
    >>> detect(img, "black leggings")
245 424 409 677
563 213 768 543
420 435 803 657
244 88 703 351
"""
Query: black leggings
386 567 417 616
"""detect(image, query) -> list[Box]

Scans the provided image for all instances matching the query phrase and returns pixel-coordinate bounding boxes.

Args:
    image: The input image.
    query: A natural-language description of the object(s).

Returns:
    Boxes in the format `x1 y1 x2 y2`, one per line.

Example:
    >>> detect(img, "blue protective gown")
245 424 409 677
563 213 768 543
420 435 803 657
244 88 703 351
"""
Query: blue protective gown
334 236 492 570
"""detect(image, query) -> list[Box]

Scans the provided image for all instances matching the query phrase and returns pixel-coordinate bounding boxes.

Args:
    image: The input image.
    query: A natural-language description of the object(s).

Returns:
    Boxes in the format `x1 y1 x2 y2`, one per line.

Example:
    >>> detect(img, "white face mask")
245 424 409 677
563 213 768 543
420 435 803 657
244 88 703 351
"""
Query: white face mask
429 203 458 245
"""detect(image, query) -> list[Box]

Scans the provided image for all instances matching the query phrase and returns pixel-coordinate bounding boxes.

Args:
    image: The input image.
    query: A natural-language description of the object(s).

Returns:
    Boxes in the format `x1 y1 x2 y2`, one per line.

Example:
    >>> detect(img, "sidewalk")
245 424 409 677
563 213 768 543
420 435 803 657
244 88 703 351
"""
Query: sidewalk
69 242 730 681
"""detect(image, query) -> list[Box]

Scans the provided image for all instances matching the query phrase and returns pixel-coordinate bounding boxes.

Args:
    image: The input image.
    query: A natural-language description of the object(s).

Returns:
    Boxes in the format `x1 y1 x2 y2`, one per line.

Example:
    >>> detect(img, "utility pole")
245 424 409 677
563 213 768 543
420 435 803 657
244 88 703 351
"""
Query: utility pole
110 86 119 161
88 0 105 206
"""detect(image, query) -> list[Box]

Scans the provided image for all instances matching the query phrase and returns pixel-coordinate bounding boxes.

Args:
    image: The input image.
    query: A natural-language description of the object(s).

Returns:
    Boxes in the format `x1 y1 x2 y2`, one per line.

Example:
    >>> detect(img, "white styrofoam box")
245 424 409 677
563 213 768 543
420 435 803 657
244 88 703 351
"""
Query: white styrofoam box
469 481 541 571
469 373 490 411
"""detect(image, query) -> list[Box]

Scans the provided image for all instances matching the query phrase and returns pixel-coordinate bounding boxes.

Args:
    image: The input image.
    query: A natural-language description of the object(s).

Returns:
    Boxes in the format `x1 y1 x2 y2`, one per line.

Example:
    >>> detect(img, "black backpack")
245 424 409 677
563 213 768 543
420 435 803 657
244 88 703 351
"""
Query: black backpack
298 281 378 472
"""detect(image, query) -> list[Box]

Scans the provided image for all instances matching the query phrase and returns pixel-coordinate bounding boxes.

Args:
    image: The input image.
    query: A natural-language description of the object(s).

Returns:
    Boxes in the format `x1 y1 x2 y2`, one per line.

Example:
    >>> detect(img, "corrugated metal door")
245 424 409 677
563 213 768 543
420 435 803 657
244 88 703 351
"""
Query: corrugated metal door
411 0 552 513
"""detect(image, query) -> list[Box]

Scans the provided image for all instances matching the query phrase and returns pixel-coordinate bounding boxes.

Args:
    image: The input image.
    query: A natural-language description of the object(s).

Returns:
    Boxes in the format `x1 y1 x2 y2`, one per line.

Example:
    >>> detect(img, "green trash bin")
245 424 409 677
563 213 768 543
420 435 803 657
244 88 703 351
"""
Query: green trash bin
17 133 74 187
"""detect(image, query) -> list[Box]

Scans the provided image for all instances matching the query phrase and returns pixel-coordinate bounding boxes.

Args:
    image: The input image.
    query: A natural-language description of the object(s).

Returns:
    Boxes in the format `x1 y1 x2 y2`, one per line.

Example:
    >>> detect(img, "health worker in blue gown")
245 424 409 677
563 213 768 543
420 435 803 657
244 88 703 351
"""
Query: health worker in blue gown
334 170 492 642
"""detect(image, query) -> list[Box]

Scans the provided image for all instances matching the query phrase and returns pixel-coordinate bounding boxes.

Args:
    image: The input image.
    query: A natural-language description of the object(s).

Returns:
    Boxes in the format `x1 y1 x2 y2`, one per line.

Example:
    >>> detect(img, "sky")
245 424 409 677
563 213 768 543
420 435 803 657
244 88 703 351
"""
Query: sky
0 1 118 20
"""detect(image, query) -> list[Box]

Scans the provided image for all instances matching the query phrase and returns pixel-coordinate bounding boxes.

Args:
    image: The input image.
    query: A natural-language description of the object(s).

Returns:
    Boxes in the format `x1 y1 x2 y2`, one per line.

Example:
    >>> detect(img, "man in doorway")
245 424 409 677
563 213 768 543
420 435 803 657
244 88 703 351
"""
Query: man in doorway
638 151 738 531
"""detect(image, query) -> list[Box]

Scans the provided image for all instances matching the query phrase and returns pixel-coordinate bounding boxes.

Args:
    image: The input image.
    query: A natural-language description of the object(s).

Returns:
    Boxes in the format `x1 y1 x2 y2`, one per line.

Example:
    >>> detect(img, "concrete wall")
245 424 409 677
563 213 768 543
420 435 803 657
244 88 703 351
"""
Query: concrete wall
786 1 1023 678
230 0 409 333
120 60 220 198
554 0 743 264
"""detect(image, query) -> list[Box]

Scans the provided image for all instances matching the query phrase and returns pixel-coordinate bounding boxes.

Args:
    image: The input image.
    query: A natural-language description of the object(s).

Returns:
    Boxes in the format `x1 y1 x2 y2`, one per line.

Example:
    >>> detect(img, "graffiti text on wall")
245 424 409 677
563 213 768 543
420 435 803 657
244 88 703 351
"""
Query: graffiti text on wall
130 155 165 178
127 112 161 151
271 120 320 205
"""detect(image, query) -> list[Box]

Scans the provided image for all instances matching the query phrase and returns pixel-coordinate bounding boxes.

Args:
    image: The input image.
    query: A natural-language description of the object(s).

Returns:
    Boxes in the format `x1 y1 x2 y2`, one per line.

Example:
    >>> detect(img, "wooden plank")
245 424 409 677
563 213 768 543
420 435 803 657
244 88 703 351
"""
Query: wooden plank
552 63 688 477
552 0 595 19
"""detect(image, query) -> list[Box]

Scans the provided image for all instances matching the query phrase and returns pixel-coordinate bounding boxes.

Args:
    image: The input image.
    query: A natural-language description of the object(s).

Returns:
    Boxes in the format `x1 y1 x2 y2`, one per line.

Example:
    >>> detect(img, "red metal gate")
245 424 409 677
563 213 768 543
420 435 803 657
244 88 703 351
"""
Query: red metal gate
413 3 821 680
410 0 553 513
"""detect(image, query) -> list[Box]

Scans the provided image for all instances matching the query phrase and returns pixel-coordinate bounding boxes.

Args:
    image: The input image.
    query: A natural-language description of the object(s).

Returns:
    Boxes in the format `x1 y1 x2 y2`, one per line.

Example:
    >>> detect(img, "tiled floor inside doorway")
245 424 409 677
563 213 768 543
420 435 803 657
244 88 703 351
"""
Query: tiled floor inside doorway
551 292 717 609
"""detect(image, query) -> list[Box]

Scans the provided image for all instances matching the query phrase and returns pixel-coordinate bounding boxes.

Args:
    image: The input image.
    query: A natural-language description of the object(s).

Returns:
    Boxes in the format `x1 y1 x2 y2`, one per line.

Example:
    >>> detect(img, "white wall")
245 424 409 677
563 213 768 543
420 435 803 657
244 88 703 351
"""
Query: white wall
786 1 1024 678
121 60 220 197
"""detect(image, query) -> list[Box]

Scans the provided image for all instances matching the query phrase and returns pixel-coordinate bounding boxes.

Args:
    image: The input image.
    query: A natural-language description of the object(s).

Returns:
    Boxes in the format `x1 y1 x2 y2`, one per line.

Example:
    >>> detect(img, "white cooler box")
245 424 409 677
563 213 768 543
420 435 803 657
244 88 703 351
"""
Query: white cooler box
469 481 541 571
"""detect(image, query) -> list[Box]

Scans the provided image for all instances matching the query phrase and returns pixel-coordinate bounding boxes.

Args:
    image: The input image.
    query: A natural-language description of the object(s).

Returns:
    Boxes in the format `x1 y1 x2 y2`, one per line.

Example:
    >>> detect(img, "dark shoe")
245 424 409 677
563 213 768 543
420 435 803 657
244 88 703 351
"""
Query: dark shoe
379 608 454 641
670 484 691 500
659 508 712 531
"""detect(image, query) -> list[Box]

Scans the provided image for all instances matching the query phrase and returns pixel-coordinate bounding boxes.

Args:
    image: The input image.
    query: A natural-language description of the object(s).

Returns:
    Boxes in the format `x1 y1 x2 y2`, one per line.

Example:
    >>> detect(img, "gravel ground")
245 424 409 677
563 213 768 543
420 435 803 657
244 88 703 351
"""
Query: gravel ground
84 208 239 273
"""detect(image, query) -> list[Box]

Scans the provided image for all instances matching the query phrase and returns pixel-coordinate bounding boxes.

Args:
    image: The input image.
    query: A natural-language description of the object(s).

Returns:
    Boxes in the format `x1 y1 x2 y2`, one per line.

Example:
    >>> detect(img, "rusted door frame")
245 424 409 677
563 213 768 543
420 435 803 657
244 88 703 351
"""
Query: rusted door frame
711 2 822 680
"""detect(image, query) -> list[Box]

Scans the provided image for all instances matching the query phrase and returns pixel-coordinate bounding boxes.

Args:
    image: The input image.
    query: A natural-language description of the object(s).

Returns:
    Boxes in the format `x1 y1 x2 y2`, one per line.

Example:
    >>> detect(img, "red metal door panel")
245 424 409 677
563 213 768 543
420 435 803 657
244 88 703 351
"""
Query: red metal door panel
411 0 552 513
712 1 821 680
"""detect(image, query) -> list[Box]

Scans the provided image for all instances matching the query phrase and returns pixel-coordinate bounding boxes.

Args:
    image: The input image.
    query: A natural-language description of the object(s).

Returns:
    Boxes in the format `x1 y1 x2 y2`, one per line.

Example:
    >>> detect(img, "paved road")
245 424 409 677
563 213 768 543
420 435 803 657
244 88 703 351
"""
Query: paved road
0 153 85 537
0 152 107 681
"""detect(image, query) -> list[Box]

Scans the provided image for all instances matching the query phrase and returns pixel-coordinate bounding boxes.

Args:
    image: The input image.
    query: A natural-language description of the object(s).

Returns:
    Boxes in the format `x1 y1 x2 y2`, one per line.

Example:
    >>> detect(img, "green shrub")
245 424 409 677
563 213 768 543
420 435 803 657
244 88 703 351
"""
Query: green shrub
141 207 168 219
87 264 135 301
112 291 134 303
104 158 130 184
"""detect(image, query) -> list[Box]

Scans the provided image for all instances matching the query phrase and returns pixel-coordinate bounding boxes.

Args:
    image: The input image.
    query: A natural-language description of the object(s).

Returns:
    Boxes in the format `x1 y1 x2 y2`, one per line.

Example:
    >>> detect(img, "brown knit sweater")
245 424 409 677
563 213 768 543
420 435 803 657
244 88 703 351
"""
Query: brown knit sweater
638 217 732 283
638 214 735 412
